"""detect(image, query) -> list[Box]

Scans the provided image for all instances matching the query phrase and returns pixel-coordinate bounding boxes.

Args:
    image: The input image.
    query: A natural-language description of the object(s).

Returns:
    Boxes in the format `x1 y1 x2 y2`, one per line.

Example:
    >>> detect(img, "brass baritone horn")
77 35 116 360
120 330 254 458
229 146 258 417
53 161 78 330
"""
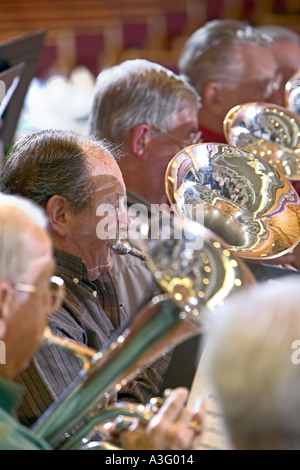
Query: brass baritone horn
285 69 300 116
36 297 199 450
223 101 300 181
165 142 300 261
33 215 253 449
111 238 148 260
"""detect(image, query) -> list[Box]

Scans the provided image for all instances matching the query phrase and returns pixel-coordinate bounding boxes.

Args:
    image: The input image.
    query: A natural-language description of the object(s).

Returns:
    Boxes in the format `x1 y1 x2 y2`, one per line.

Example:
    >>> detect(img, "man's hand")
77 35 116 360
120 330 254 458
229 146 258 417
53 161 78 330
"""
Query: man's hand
120 387 203 450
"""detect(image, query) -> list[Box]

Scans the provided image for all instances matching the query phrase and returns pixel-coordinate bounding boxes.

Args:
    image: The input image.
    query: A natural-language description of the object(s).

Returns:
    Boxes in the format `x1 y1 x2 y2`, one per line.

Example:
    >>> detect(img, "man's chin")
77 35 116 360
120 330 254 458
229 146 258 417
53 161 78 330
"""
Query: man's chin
101 251 114 271
87 258 114 280
100 259 114 272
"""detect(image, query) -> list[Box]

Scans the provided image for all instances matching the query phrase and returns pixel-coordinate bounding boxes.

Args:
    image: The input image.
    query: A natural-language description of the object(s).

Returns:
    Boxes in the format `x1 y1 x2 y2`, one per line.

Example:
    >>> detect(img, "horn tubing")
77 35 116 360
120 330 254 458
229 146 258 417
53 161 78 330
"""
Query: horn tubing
33 298 199 447
112 238 148 260
59 402 154 450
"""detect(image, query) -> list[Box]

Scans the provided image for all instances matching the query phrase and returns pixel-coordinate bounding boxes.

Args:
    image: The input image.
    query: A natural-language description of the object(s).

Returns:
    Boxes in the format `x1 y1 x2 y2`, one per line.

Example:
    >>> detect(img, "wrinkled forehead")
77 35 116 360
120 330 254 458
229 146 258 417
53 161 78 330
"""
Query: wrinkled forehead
85 145 126 198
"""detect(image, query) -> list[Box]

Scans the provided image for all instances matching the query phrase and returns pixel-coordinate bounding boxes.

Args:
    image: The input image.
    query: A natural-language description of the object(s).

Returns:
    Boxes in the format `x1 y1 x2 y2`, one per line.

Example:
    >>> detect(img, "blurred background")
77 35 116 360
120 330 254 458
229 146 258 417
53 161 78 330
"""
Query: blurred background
1 0 300 78
0 0 299 139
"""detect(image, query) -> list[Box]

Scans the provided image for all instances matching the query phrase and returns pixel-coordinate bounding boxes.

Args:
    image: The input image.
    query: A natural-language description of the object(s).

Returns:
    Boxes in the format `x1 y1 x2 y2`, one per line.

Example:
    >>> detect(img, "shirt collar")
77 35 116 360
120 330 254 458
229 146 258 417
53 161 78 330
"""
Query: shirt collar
54 248 89 282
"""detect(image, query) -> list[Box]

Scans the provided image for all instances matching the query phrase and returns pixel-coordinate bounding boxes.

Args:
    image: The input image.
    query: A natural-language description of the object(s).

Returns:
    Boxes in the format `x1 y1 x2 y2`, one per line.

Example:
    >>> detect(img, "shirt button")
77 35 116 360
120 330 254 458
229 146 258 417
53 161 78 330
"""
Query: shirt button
73 277 79 284
93 291 97 297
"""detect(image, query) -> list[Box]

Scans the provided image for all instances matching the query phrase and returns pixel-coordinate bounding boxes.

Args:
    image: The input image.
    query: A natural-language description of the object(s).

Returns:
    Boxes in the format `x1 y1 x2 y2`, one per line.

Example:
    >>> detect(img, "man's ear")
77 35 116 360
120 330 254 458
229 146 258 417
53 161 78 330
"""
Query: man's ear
202 80 227 115
46 195 71 237
129 124 151 160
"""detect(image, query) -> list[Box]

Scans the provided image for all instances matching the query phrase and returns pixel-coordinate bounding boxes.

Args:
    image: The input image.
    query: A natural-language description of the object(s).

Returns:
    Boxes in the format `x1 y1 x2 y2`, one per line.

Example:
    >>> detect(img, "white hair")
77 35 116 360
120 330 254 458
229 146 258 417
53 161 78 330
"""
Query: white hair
0 193 48 283
178 19 272 95
203 275 300 449
88 58 200 142
0 193 48 229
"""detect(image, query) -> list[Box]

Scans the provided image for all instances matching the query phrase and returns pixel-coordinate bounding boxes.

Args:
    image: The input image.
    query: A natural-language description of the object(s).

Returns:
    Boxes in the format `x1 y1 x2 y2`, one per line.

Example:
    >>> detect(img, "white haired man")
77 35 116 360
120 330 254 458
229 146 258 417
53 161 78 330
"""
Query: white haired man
203 275 300 450
89 58 201 317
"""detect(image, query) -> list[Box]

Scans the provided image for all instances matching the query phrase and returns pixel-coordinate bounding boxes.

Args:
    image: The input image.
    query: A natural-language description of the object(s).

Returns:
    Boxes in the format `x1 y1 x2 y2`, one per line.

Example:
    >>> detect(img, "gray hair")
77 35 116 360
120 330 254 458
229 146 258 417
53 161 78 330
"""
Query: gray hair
203 275 300 450
0 193 48 283
88 58 201 142
178 19 272 95
0 129 114 213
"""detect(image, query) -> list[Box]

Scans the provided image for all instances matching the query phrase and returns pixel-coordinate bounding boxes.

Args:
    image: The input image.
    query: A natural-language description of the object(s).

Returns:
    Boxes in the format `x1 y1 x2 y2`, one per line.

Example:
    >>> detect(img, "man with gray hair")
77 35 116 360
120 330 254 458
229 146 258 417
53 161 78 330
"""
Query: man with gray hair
89 58 201 206
89 58 201 316
255 24 300 107
0 130 203 449
178 19 280 143
254 24 300 209
203 275 300 450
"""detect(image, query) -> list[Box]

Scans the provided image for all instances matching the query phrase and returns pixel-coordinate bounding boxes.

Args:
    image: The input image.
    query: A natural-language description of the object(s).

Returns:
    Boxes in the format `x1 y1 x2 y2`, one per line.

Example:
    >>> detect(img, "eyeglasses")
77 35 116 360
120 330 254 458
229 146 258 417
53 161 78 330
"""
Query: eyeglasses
13 276 65 313
151 126 202 148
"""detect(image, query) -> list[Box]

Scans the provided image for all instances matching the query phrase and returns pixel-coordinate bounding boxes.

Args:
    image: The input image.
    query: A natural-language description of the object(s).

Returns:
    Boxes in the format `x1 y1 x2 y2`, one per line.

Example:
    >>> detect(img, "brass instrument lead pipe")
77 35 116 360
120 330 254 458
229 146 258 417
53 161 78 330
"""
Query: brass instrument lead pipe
111 238 148 260
60 402 154 450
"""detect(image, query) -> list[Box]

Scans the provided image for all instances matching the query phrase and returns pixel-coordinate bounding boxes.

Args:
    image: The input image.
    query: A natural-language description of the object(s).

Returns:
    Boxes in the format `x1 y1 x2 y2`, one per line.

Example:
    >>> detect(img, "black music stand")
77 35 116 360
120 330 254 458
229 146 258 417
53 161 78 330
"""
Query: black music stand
0 29 45 165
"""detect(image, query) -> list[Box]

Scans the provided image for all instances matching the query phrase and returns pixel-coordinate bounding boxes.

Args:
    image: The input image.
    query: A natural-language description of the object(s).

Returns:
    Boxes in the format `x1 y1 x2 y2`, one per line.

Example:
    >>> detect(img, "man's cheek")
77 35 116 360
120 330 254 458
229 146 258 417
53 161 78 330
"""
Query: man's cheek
96 204 117 240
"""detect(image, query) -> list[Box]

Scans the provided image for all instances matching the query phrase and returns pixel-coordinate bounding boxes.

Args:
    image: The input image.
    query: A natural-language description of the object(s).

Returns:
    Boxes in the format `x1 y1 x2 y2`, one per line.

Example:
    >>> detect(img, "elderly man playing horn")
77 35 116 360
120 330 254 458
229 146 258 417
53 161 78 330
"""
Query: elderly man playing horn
0 130 203 450
178 19 298 268
89 58 201 317
178 19 281 143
